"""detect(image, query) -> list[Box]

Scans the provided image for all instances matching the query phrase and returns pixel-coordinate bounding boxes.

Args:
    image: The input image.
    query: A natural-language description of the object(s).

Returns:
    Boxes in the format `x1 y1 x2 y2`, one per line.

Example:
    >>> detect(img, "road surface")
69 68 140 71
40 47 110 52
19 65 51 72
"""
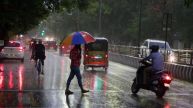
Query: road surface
0 49 193 108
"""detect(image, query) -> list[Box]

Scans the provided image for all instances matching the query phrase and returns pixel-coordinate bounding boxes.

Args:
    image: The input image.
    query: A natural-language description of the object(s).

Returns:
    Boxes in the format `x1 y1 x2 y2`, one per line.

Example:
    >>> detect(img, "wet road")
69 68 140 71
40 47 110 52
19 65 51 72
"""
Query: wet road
0 49 193 108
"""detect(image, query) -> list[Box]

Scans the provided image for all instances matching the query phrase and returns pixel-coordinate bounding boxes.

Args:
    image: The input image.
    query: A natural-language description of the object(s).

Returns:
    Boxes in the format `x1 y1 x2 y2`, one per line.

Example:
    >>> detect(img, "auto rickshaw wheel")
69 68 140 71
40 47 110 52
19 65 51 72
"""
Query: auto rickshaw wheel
84 66 88 70
104 67 108 72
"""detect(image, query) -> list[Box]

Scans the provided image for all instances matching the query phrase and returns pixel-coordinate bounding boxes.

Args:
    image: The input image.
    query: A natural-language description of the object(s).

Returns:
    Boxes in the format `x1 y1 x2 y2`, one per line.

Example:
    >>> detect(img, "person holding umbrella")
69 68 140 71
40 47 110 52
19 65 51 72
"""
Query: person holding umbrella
62 31 95 95
65 44 89 94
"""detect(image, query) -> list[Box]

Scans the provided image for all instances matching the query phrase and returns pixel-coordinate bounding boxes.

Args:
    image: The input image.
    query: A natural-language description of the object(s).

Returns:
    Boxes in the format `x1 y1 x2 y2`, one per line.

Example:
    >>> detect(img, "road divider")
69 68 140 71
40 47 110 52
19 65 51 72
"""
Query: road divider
109 52 193 83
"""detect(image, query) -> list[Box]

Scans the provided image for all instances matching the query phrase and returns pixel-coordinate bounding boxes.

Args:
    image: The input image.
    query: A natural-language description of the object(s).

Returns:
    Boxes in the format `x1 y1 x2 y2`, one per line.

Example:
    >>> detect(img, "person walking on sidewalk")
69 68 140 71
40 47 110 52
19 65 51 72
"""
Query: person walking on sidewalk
65 44 89 95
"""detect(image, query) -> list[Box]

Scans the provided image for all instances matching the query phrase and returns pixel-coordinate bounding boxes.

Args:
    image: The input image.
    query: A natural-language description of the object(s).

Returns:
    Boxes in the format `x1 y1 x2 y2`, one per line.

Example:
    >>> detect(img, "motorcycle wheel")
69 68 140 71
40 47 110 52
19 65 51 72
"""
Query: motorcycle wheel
155 85 166 98
131 79 140 94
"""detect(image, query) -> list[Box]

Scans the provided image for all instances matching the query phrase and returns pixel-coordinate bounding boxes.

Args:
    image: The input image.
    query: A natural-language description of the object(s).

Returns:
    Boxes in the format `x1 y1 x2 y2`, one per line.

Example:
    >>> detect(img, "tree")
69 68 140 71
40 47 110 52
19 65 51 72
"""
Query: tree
0 0 48 42
0 0 90 44
184 0 193 7
29 0 193 48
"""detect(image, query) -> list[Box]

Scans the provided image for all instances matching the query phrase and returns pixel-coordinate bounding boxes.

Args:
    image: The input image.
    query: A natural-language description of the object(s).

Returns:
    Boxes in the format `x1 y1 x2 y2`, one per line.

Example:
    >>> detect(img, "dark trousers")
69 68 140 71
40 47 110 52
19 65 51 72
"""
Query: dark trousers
143 66 153 84
136 66 145 84
66 66 83 90
35 59 44 65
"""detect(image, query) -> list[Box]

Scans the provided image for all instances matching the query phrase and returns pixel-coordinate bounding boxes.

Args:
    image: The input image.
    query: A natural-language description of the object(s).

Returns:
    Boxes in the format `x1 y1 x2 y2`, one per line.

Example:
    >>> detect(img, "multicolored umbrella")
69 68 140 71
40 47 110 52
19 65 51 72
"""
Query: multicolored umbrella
61 31 95 45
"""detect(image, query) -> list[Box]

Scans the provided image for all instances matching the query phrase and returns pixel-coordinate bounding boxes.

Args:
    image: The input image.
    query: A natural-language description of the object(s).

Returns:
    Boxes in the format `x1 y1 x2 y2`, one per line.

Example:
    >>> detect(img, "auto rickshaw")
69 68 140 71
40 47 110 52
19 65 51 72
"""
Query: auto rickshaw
83 37 108 71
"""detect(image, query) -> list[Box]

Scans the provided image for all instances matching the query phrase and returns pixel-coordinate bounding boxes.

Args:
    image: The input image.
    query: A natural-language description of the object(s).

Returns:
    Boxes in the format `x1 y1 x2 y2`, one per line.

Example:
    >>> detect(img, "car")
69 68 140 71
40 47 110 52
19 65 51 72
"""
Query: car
59 45 73 55
139 39 176 62
0 41 25 62
44 41 58 51
0 40 4 52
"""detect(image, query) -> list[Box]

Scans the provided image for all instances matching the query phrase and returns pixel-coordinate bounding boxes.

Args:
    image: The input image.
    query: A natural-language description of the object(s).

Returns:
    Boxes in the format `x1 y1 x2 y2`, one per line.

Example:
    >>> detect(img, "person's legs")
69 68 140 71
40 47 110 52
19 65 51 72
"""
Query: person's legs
143 66 152 85
74 67 89 93
41 59 44 66
65 68 75 94
74 67 83 89
136 66 145 84
40 59 44 74
34 58 37 67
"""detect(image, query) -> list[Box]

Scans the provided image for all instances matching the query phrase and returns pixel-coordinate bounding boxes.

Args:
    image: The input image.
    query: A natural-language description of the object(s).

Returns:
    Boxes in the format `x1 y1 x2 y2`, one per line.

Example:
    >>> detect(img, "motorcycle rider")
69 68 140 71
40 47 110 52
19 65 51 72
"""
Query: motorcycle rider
34 40 46 74
139 45 164 84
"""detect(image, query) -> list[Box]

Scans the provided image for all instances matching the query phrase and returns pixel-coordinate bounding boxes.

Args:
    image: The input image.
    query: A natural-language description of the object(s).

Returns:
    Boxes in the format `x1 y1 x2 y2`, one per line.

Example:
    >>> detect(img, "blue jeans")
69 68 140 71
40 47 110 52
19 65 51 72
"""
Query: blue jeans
66 66 83 90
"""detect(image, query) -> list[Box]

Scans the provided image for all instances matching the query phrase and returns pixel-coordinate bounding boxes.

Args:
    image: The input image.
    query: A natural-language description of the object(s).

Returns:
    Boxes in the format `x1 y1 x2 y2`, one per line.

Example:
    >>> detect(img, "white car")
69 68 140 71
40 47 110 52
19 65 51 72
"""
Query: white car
139 39 176 62
0 41 25 62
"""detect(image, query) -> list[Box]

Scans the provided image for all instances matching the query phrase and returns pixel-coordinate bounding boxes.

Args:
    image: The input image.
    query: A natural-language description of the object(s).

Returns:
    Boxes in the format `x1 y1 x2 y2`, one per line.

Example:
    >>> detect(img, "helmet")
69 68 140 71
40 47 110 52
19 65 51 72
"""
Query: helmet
149 45 159 52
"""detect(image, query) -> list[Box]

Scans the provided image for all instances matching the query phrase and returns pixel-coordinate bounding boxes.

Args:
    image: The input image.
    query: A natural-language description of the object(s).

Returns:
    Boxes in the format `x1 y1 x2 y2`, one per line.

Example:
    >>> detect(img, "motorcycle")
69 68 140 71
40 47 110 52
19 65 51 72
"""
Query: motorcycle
131 60 172 98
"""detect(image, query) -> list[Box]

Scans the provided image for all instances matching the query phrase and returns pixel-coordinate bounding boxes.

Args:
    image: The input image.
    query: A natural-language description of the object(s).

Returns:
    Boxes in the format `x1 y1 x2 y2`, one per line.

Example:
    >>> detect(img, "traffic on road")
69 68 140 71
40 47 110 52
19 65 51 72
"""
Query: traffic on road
0 46 192 107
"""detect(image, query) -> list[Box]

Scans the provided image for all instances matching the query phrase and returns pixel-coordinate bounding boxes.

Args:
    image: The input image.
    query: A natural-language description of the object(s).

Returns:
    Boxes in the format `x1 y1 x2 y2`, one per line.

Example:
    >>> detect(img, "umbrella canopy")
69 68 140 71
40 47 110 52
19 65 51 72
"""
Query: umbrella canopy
61 31 95 46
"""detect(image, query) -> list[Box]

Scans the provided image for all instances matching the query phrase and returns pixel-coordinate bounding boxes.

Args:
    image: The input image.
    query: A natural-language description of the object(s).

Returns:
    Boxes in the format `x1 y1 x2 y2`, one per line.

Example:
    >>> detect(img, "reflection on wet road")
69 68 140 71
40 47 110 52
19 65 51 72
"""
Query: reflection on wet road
0 50 193 107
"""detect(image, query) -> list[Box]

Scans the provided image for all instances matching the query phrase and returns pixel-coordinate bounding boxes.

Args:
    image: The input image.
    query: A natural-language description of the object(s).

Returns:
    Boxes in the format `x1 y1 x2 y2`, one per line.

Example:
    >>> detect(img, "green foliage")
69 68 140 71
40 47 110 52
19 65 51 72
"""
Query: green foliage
0 0 90 40
24 0 193 48
85 1 98 16
59 0 89 12
0 0 49 39
184 0 193 7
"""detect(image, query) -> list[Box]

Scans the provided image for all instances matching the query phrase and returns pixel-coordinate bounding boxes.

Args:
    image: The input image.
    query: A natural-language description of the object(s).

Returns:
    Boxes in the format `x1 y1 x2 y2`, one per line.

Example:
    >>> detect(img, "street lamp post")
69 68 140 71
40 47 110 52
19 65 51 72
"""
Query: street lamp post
162 0 172 61
163 13 172 61
99 0 102 36
138 0 142 54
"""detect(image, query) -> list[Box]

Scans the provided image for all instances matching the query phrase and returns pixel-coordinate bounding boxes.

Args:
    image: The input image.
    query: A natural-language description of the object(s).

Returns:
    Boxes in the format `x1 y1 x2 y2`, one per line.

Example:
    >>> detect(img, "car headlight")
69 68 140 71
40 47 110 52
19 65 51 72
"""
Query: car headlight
168 53 176 62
